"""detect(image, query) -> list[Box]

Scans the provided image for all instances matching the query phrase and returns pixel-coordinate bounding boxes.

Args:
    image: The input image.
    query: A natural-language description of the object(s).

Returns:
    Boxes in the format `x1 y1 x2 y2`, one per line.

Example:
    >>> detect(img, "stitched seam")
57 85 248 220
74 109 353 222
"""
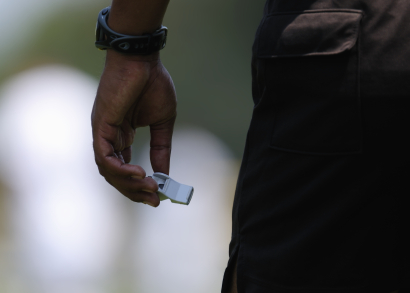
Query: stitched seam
266 9 364 17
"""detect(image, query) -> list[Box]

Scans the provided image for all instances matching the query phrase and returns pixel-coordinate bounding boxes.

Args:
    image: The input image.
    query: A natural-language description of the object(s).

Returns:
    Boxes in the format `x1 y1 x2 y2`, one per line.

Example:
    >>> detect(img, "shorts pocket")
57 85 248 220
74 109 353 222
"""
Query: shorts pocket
258 9 363 155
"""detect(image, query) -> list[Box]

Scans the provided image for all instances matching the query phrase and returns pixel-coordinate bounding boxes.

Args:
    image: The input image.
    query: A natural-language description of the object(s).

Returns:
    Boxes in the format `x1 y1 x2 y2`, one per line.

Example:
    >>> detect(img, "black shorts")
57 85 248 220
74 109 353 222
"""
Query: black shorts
222 1 410 292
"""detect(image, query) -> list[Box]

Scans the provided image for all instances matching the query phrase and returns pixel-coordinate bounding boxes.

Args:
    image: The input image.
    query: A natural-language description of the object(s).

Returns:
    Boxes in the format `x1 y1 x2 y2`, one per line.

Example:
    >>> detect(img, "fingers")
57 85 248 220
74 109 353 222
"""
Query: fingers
119 189 160 207
94 134 161 206
94 135 145 178
150 116 176 174
105 175 160 207
122 146 132 163
105 174 158 194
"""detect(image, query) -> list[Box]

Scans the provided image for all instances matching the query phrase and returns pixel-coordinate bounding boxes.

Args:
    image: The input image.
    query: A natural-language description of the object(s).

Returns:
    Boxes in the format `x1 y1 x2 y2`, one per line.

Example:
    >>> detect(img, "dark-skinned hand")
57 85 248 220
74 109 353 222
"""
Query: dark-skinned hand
91 50 177 207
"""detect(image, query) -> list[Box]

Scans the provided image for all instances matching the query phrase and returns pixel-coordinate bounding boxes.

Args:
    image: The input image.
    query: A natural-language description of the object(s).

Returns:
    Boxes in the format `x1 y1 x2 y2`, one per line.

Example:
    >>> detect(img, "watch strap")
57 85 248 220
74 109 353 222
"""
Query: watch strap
95 7 167 55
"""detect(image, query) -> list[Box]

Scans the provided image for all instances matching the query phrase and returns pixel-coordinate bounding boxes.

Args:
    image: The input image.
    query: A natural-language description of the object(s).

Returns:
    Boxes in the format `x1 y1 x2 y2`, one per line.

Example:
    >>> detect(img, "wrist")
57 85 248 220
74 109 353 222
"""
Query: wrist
103 50 162 82
106 49 160 63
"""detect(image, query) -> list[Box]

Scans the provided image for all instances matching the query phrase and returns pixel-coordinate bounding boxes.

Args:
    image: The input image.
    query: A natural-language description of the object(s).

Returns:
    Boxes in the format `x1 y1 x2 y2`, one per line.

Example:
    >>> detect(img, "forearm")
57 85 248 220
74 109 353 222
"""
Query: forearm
108 0 170 35
93 0 176 206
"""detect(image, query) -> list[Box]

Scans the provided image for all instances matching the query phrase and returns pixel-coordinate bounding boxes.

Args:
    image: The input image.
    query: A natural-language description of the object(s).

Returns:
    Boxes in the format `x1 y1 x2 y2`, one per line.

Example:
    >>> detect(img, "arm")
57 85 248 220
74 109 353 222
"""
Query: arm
91 0 176 207
108 0 169 34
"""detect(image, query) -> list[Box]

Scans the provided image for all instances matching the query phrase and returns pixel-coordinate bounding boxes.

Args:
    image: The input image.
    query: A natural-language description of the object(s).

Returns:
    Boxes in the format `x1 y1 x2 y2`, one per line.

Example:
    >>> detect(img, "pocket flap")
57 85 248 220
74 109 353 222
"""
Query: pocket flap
257 9 363 58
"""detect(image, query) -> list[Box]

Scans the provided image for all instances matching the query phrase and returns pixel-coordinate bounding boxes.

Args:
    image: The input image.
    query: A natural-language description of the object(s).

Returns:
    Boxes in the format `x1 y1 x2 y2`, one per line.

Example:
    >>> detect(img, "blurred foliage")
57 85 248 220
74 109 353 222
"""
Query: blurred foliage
0 0 266 158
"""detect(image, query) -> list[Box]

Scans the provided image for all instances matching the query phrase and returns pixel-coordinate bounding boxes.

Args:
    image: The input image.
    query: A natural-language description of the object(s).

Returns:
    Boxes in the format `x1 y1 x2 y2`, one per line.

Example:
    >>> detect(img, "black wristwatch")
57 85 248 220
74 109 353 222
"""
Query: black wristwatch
95 6 168 55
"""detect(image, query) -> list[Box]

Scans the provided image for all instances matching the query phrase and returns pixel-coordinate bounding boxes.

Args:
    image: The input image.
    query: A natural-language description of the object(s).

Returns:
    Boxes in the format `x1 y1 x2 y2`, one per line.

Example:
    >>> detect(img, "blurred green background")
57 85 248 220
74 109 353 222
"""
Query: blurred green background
0 0 266 291
0 0 265 157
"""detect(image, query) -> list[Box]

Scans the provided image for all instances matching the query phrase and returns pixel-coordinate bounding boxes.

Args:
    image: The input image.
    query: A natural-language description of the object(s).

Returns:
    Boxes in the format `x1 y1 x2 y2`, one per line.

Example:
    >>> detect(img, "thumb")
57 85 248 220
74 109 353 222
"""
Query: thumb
149 116 176 175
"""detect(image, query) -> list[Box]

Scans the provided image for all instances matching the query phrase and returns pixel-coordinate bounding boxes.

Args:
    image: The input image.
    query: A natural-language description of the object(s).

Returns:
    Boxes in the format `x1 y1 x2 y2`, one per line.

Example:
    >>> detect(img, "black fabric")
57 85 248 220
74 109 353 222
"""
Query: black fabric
222 0 410 292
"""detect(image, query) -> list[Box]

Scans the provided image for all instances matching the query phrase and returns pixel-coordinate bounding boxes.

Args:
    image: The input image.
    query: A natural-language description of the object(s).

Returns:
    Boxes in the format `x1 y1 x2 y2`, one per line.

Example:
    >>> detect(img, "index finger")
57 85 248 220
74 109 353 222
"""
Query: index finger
93 133 146 179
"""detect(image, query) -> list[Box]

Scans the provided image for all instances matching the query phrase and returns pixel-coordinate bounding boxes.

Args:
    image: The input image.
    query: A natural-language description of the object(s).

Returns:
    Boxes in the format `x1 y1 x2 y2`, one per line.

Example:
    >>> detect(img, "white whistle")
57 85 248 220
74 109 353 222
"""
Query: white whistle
150 172 194 205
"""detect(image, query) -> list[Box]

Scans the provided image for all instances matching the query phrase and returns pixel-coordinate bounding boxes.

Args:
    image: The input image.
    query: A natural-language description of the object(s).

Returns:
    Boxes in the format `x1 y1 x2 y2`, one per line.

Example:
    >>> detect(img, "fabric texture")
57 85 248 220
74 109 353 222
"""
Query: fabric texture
222 0 410 292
